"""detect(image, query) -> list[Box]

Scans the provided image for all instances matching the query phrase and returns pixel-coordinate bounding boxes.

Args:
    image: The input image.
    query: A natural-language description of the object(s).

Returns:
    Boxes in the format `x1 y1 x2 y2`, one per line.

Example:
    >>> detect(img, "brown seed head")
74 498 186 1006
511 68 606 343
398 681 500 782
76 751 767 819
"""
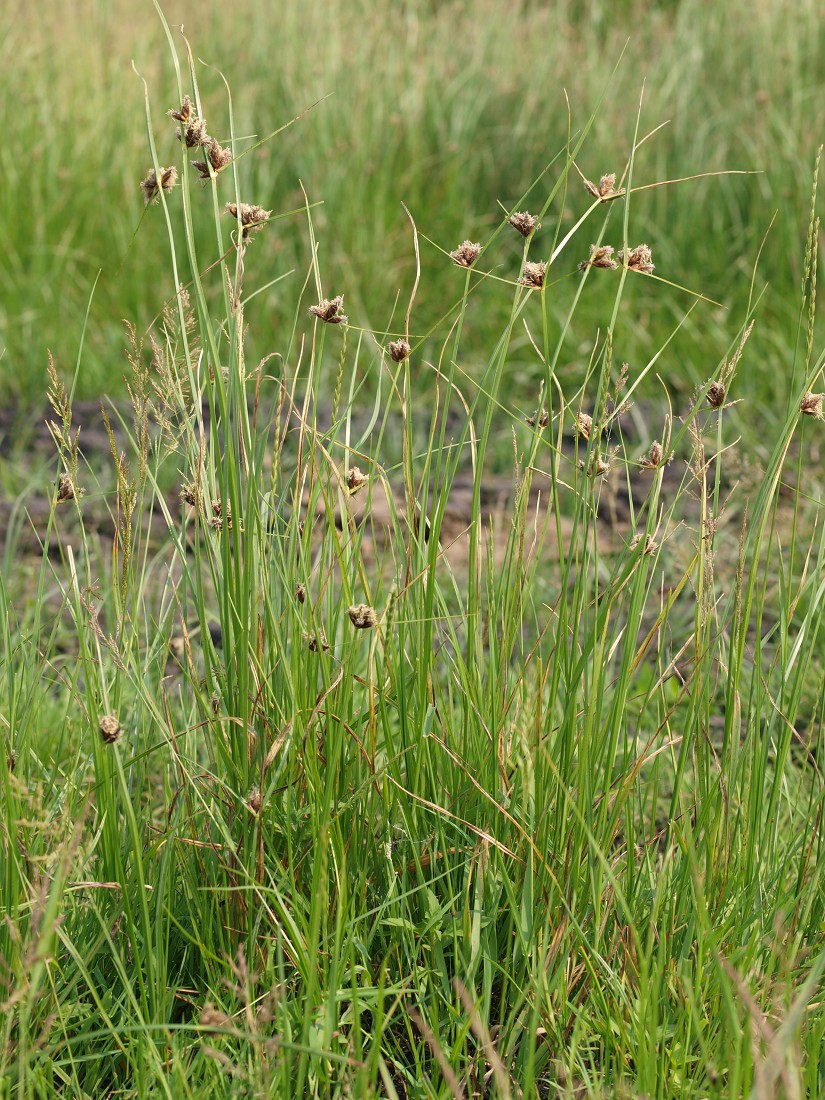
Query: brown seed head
180 482 200 509
304 631 330 653
168 95 194 124
57 474 75 501
248 786 262 814
526 407 549 429
801 391 825 419
519 261 546 289
598 173 618 197
295 583 306 604
618 243 655 274
224 202 272 240
449 240 482 268
509 211 540 237
706 381 726 408
99 714 122 745
192 140 232 179
574 411 594 440
178 118 209 148
345 466 368 493
140 166 178 205
589 453 611 478
579 244 618 271
309 295 347 324
347 603 378 629
388 338 411 362
630 533 658 555
641 441 666 469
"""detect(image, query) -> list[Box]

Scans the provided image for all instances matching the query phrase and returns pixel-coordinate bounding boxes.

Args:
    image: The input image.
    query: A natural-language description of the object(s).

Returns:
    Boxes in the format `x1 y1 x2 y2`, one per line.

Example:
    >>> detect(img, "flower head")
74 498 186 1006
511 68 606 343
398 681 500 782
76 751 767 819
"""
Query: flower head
309 295 347 324
519 261 546 289
178 117 209 148
191 139 232 179
140 166 178 205
99 714 123 745
168 95 194 124
579 244 617 271
618 243 655 274
449 240 482 268
388 338 411 362
509 211 540 237
225 202 272 240
345 466 368 493
801 391 825 419
347 603 378 629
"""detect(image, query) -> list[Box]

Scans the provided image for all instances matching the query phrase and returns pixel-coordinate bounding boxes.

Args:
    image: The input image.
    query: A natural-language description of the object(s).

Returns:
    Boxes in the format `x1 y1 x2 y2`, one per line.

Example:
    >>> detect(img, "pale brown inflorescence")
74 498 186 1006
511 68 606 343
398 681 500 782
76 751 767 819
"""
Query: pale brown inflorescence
140 166 178 205
347 604 378 629
99 714 123 745
618 243 655 274
574 411 594 441
583 173 621 201
526 408 549 429
309 296 347 324
801 391 825 419
508 211 540 237
345 466 368 493
224 202 272 240
388 339 411 362
449 240 482 268
519 261 546 289
168 96 194 124
706 381 726 409
178 118 209 148
57 473 75 501
579 244 618 271
191 139 232 179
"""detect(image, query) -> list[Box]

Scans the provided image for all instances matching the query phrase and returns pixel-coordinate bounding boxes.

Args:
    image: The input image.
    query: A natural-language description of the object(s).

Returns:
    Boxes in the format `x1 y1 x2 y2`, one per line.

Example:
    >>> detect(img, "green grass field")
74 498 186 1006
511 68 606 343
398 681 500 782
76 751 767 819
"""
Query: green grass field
1 0 824 1096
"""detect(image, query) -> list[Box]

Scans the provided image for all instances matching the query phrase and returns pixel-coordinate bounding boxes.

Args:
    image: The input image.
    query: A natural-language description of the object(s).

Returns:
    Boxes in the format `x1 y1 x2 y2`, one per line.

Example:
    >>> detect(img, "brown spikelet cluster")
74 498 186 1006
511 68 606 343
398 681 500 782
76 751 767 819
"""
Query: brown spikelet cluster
178 118 209 148
801 391 825 419
295 583 306 604
180 482 201 509
526 408 549 429
348 604 378 629
345 466 368 493
640 440 672 470
99 714 123 745
140 166 178 205
706 381 726 409
509 211 540 237
583 173 621 202
574 411 594 440
630 533 659 555
309 296 347 324
449 240 482 268
225 202 272 240
519 261 546 289
168 96 194 124
209 499 232 531
57 473 75 502
618 243 655 274
304 631 330 653
247 786 262 814
388 338 411 362
192 140 233 179
579 244 618 271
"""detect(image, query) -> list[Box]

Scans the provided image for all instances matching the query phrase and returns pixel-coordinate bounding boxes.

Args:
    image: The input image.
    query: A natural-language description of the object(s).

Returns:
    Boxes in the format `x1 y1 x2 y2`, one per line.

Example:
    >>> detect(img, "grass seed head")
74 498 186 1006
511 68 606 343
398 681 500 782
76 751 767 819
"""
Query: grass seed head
178 118 209 148
579 244 617 271
295 583 306 604
618 243 655 274
519 261 546 288
526 408 549 429
192 140 232 179
509 210 539 237
801 391 825 418
140 166 178 204
168 95 194 123
57 473 75 501
224 202 272 239
309 295 347 324
706 381 726 408
641 440 671 469
99 714 122 745
389 338 411 362
348 603 378 629
449 240 481 267
575 411 594 440
630 533 658 554
346 466 368 493
304 631 330 653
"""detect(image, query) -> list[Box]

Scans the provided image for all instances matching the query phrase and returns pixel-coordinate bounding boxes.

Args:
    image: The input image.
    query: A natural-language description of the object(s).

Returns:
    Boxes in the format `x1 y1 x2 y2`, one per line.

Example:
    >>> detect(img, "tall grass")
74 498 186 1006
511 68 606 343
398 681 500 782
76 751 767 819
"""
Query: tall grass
1 4 824 1098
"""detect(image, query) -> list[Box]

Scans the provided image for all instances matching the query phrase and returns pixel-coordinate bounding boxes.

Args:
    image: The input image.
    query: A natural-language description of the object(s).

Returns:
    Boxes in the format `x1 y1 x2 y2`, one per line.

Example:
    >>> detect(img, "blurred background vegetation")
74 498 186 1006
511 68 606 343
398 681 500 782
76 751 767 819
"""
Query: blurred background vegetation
1 0 823 425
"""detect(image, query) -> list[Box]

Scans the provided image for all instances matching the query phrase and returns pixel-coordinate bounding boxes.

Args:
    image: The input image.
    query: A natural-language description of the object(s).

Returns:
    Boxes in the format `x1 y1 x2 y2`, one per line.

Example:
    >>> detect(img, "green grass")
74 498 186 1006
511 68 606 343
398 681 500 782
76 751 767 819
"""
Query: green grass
2 2 825 1097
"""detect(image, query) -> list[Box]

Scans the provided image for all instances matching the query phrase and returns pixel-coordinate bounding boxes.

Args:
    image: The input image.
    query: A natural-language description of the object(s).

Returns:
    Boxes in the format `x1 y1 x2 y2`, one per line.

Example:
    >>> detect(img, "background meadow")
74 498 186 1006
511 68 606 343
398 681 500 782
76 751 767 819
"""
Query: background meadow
1 0 824 1097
